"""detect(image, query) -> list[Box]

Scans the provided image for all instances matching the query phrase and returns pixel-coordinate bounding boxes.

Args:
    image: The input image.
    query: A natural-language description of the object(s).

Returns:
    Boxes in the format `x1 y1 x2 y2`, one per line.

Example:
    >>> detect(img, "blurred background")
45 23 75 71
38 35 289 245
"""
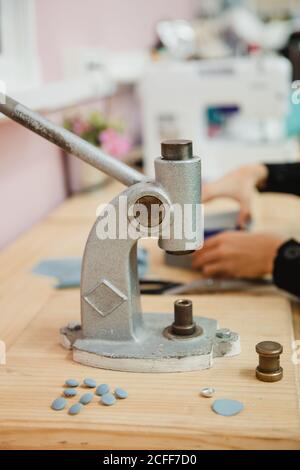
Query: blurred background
1 0 300 249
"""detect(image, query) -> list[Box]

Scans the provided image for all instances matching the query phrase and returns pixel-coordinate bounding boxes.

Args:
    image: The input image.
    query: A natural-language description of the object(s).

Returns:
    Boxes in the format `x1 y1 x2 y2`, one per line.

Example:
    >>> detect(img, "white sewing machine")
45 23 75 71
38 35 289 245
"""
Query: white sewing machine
140 56 298 180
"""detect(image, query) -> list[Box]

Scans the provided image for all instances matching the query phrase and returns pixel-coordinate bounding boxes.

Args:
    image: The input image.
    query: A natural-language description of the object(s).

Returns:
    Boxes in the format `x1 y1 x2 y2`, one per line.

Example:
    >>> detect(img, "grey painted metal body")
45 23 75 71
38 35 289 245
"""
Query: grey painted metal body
0 95 240 372
79 153 203 345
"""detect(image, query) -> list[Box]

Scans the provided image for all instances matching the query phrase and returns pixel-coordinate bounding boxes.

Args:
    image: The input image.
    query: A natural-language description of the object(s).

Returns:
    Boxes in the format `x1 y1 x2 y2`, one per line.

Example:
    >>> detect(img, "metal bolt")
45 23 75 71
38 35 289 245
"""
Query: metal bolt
163 299 202 340
216 328 232 339
171 299 196 336
256 341 283 382
67 322 81 331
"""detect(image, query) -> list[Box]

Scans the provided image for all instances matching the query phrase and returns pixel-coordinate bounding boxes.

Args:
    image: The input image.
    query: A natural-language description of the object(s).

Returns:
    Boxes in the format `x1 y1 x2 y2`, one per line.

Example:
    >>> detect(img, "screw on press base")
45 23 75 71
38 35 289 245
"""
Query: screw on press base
172 299 196 336
163 299 203 340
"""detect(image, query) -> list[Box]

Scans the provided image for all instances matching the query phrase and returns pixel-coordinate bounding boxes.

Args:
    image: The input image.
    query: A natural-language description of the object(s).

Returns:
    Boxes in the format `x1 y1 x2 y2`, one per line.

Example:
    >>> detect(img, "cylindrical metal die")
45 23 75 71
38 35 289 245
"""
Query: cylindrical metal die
256 341 283 382
172 299 196 336
155 154 203 253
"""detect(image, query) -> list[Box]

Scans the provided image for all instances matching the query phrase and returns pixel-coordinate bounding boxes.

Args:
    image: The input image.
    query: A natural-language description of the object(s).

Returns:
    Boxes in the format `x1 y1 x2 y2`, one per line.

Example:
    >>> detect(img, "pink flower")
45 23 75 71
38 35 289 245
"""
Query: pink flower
99 128 132 159
72 118 89 136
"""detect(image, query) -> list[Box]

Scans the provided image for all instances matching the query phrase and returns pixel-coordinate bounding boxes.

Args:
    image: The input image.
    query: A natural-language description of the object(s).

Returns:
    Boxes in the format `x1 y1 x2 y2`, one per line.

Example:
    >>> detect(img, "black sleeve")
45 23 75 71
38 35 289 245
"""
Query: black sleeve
260 163 300 196
273 239 300 298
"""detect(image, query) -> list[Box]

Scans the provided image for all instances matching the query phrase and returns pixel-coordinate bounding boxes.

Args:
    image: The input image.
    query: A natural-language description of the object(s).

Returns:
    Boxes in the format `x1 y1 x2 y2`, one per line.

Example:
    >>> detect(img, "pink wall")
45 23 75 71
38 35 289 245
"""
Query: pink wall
36 0 194 82
0 0 194 248
0 118 66 247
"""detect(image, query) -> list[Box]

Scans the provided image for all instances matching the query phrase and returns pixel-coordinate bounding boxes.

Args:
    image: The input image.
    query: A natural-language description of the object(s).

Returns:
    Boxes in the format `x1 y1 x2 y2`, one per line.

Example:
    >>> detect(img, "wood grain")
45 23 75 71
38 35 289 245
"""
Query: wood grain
1 181 300 448
0 293 299 449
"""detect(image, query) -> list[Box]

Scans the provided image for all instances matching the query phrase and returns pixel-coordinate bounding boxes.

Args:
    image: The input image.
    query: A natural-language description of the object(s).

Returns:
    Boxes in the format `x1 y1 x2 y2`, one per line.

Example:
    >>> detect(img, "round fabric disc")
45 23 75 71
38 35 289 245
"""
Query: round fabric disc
212 399 244 417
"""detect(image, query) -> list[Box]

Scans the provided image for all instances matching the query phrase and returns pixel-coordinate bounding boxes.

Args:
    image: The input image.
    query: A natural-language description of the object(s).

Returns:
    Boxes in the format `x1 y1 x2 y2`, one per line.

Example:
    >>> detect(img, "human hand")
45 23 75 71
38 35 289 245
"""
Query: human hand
192 231 284 279
202 164 268 228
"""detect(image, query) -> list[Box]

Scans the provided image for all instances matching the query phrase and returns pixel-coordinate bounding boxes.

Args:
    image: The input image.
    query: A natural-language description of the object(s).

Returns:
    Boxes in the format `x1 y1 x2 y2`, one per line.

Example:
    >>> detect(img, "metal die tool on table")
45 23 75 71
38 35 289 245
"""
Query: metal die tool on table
0 96 240 373
256 341 283 382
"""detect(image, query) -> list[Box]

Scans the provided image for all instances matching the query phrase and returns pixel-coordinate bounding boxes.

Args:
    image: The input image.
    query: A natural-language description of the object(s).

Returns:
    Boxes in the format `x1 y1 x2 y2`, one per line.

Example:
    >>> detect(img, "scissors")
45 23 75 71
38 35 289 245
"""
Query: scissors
139 279 183 294
140 278 273 295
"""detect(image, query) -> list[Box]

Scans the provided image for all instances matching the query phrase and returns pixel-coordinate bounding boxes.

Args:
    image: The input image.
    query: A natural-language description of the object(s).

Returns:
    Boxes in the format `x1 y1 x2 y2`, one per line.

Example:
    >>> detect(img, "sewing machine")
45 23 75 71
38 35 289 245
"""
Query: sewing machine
0 96 240 373
140 56 298 180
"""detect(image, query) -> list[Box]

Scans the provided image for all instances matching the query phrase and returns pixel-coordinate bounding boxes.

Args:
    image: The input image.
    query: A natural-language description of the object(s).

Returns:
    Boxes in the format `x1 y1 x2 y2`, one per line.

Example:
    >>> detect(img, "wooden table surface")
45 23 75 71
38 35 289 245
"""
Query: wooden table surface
0 180 300 449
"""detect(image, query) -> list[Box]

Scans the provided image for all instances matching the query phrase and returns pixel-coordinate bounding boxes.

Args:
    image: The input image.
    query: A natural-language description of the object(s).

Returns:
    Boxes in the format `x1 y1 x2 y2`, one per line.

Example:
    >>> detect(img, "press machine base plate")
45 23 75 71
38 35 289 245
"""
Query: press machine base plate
60 313 240 373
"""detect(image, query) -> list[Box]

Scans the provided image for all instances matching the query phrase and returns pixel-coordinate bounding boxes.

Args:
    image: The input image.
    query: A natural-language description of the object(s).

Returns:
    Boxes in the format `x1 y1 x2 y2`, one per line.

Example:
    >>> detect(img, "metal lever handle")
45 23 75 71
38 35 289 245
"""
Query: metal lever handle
0 95 146 187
